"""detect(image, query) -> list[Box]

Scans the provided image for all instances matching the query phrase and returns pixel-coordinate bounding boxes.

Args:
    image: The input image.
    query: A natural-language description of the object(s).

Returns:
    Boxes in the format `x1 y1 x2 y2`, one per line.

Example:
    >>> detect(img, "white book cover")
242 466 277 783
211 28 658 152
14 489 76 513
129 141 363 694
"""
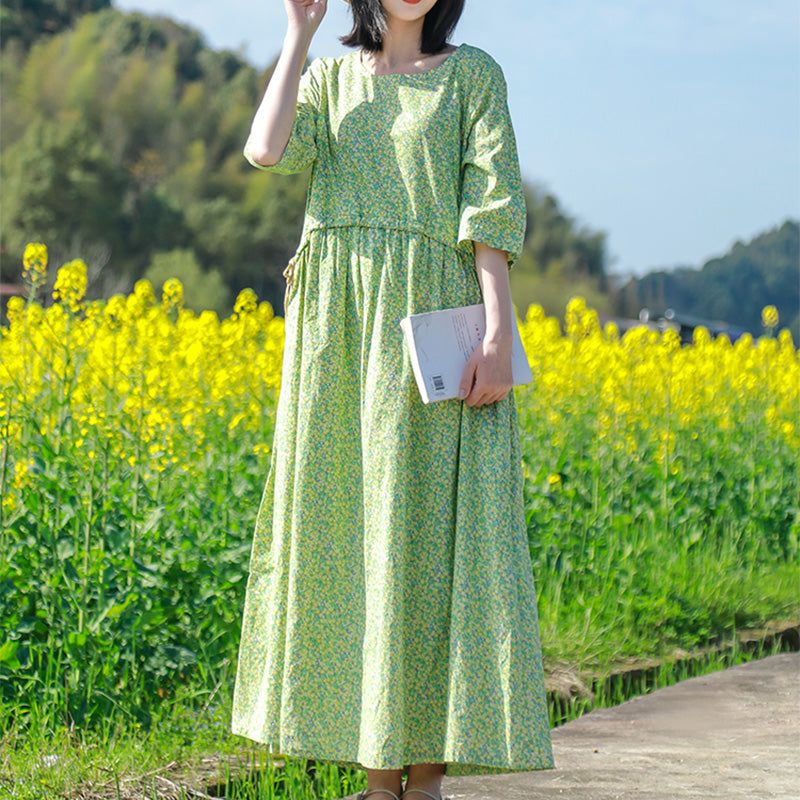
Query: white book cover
399 303 533 404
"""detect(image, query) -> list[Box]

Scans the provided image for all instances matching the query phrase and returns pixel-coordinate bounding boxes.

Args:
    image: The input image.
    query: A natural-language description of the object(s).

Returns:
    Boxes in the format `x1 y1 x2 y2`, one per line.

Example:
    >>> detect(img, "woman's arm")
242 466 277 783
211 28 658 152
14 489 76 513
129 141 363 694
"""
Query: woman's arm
455 51 526 407
458 242 515 407
245 1 326 167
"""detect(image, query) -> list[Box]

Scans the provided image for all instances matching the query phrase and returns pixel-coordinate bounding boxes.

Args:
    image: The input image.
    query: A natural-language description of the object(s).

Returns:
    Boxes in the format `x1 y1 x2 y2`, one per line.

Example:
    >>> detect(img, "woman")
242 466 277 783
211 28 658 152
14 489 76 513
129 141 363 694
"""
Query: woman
231 1 555 798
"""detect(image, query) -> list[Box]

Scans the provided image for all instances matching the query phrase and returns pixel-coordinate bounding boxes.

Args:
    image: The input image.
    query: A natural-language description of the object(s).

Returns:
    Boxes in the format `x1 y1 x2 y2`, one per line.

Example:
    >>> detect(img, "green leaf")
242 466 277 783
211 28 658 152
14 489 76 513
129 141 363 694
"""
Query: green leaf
56 537 75 560
0 640 20 667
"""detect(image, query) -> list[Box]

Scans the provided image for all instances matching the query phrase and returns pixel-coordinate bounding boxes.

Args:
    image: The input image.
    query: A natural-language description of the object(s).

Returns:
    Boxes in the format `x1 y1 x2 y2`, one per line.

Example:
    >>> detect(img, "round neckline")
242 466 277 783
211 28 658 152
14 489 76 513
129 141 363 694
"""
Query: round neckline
354 43 464 79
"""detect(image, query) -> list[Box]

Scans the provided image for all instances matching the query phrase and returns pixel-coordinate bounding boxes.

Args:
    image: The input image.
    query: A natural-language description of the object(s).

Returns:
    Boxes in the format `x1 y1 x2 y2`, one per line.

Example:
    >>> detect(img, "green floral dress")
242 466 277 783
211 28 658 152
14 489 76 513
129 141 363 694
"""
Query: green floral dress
231 42 554 777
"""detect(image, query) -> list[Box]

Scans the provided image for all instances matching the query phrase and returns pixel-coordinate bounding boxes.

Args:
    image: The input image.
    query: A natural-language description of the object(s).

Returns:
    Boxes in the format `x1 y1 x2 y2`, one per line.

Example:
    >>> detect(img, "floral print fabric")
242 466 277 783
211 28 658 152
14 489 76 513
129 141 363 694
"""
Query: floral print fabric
231 43 554 776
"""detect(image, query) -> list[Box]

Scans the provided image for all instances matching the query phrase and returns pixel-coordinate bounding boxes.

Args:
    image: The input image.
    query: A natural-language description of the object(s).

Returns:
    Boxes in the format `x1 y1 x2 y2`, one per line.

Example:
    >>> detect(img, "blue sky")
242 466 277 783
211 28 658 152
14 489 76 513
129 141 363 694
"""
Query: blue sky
117 0 800 278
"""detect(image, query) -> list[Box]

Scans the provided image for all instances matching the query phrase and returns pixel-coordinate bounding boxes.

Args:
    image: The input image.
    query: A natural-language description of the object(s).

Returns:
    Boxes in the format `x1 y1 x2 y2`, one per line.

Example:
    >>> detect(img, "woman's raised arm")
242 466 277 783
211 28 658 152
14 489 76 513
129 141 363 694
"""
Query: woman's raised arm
244 0 327 171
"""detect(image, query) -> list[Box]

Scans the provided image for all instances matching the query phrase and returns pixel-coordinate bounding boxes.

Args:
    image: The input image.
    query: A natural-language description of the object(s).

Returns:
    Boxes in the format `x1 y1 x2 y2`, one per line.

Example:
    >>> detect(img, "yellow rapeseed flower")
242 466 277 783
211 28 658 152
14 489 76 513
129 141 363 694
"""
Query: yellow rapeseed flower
104 295 127 331
761 305 779 329
162 278 184 310
6 296 25 326
13 459 32 489
52 259 88 313
1 284 798 509
662 328 681 352
234 288 258 317
22 242 48 285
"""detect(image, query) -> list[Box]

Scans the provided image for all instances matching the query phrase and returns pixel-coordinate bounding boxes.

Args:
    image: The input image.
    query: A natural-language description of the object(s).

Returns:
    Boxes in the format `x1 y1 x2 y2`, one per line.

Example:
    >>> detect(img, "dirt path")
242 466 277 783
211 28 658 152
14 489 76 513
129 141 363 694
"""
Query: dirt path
438 652 799 800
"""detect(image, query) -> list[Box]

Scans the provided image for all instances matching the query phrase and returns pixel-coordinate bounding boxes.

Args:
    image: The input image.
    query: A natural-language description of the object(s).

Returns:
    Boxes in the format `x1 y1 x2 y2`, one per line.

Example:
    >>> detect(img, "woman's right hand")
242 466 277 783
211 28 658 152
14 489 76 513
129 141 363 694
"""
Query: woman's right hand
284 0 327 37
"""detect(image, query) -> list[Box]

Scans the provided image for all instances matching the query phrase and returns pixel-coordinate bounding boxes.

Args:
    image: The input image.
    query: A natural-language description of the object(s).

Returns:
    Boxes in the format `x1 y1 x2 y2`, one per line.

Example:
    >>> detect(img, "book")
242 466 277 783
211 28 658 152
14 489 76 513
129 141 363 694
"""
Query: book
399 302 533 404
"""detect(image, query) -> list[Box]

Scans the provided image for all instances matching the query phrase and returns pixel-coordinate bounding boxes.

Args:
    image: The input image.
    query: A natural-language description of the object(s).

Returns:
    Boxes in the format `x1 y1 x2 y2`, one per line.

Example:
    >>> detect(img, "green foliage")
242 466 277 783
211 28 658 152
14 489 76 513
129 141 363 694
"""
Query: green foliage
0 0 111 51
145 248 231 316
522 185 607 280
512 260 612 321
509 185 610 318
2 117 130 265
0 6 299 313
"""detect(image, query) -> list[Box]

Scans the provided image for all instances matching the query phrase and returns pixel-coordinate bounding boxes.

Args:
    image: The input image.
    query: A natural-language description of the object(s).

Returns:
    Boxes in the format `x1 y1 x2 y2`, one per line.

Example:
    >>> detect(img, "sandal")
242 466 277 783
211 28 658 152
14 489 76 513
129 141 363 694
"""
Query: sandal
356 790 402 800
400 790 443 800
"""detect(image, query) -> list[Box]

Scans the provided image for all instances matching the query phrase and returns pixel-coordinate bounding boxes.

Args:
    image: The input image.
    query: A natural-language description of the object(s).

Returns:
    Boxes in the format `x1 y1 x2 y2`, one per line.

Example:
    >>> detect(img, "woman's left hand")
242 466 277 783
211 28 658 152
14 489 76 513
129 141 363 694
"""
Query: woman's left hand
458 334 514 407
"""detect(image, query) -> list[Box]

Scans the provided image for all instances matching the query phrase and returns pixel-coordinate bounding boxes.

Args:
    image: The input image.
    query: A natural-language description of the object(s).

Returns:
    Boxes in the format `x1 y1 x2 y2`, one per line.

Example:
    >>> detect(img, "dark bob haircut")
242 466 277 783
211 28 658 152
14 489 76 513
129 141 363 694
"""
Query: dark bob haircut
339 0 465 56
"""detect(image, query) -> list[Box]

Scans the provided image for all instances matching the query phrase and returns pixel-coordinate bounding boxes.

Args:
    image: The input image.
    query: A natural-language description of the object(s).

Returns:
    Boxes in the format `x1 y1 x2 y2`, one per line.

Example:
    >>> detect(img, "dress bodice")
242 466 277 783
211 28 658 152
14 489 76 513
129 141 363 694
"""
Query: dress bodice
245 43 527 270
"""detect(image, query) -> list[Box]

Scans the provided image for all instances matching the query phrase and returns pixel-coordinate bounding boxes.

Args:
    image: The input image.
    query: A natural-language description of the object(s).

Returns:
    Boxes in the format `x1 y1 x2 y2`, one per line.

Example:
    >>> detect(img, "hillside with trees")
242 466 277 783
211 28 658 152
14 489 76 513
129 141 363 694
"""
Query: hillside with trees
613 220 799 339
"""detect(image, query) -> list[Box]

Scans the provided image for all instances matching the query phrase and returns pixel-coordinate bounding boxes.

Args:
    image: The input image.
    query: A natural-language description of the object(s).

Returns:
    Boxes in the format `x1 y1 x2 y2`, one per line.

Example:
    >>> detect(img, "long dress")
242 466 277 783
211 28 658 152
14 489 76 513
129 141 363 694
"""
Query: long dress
231 42 555 777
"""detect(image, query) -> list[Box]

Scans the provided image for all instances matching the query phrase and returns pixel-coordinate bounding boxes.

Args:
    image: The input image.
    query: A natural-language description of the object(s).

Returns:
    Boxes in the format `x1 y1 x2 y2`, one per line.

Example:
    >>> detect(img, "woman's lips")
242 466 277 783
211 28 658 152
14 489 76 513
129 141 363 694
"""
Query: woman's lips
402 0 423 4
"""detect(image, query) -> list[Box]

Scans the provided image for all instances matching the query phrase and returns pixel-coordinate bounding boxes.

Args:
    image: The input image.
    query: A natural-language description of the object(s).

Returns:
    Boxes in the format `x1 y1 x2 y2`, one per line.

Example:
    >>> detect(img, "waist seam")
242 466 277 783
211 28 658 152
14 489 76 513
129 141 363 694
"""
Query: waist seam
301 221 462 253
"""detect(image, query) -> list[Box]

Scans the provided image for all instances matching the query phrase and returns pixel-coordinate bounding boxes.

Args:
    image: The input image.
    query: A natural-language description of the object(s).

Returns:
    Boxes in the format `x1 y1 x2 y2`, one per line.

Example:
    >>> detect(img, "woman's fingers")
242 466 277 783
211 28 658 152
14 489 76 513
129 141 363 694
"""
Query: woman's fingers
285 0 327 33
459 355 478 400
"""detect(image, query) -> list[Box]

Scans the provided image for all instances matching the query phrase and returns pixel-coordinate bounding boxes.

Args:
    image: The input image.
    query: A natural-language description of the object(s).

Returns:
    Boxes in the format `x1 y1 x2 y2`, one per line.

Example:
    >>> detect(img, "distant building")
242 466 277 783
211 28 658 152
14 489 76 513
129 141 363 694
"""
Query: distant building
598 312 661 337
598 308 749 345
650 308 749 344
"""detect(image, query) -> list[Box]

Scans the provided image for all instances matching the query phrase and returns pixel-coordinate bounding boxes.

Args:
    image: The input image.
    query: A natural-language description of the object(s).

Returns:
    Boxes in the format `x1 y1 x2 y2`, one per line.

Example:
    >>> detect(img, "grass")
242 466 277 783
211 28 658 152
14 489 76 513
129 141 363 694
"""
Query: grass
2 622 795 800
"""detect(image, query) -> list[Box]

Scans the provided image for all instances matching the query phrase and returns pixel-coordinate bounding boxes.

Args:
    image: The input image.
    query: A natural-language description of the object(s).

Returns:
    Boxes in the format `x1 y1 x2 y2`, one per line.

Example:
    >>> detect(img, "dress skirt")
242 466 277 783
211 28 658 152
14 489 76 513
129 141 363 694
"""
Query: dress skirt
231 225 554 775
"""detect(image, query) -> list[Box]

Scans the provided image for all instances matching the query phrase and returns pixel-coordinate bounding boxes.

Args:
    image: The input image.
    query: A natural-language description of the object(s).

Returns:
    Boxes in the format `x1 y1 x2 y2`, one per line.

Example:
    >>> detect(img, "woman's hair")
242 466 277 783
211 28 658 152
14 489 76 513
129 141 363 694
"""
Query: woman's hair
339 0 465 55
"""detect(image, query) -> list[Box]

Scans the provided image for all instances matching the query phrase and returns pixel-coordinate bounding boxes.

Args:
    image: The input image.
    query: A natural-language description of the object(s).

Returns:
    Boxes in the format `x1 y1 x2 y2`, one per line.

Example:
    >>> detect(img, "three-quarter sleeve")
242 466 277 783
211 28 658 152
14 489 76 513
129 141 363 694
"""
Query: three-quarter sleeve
456 55 527 269
243 57 323 175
